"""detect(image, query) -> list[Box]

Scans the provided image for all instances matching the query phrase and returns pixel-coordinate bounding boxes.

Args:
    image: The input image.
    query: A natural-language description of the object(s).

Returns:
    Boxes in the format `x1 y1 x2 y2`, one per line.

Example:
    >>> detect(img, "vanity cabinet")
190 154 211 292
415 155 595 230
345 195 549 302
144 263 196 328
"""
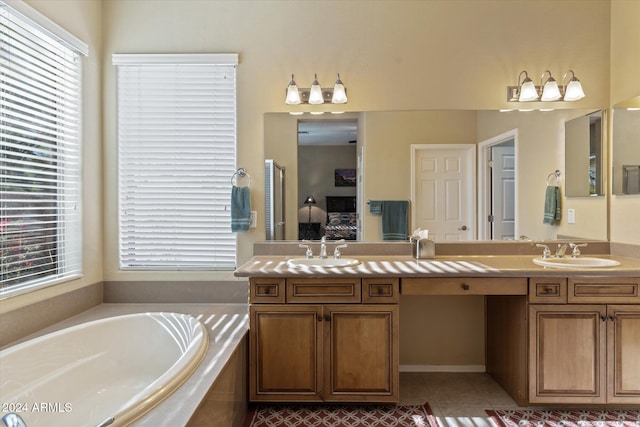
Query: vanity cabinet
528 277 640 404
248 277 399 403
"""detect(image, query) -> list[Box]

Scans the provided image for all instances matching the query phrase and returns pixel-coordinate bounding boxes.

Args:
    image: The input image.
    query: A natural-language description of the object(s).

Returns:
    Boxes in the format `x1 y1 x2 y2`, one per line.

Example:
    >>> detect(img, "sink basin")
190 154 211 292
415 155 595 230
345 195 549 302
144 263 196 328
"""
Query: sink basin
533 257 620 268
287 258 361 268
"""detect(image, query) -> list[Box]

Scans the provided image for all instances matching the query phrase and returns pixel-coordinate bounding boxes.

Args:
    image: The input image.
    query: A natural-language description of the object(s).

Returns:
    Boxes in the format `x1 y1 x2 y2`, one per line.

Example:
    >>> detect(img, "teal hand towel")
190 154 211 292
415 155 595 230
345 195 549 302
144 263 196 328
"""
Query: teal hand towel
381 200 409 241
231 185 251 232
369 200 382 215
543 186 561 225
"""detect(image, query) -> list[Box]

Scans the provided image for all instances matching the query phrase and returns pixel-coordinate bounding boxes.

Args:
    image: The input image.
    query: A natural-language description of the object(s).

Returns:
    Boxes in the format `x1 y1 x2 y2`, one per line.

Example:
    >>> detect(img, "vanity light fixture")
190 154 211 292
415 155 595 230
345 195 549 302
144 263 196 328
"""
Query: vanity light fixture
284 73 348 105
507 69 586 103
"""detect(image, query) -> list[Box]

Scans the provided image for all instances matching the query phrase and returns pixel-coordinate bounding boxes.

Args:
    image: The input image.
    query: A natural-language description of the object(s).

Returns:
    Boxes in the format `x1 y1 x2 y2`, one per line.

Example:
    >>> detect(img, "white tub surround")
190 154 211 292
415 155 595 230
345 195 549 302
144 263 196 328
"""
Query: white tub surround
0 312 208 427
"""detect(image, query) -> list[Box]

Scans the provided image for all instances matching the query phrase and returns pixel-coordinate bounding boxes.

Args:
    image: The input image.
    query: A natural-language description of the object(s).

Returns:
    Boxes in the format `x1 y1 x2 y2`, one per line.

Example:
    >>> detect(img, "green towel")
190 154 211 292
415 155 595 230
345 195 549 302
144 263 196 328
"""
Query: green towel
381 201 409 241
231 185 251 232
543 186 561 225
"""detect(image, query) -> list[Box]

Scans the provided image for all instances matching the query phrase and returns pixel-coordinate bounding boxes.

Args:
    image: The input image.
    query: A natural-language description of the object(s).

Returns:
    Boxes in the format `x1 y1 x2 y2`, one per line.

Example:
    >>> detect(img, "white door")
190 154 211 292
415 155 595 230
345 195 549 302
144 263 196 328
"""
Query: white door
491 145 515 240
411 144 476 241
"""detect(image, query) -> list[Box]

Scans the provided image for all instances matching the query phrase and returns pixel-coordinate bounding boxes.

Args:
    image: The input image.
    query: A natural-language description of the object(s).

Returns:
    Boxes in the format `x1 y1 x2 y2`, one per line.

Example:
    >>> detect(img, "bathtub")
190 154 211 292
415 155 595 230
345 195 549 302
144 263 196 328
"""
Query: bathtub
0 312 208 427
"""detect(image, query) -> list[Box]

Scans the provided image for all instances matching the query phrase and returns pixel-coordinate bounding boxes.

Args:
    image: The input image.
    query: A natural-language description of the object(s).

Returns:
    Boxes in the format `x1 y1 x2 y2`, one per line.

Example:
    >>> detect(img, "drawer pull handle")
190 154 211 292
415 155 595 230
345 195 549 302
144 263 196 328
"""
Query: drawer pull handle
543 287 553 294
377 287 385 295
461 283 470 291
263 288 270 294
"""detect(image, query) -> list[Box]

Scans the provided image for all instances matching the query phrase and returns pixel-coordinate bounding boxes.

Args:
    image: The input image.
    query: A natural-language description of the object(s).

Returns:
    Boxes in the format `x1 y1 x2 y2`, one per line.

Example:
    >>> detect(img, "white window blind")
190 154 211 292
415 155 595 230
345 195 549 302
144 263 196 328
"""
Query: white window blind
1 1 84 297
115 54 237 270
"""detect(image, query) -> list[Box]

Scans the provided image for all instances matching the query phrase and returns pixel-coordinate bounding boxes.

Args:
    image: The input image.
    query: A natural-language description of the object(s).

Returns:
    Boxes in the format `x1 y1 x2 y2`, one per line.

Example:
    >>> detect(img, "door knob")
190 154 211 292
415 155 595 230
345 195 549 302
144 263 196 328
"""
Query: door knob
459 225 468 231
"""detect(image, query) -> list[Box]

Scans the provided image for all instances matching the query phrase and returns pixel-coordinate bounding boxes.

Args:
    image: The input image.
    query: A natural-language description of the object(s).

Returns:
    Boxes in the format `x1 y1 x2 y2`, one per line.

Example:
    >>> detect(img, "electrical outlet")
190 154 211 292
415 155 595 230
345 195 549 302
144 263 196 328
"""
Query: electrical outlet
250 211 257 228
567 208 576 224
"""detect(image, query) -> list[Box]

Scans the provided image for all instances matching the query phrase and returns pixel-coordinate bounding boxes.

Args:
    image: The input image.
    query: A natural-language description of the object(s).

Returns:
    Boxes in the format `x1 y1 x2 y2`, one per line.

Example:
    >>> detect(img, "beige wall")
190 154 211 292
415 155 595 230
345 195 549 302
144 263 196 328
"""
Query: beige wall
2 0 103 314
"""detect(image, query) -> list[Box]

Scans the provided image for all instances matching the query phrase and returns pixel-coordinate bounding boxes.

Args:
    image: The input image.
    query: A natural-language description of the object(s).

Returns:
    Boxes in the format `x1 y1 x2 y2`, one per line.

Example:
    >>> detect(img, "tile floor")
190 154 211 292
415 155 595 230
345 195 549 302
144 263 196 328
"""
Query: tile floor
398 372 519 427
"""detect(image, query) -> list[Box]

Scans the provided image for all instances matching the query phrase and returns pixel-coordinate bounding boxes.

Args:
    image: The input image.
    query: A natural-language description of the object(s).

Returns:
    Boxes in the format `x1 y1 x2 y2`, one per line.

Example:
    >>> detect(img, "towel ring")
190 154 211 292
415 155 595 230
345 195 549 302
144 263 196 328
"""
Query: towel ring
231 168 251 186
546 170 561 186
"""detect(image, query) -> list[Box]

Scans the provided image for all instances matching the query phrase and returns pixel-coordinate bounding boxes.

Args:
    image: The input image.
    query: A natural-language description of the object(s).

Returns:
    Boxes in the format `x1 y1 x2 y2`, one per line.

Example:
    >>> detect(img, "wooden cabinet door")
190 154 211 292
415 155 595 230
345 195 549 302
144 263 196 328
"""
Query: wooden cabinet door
323 305 399 402
607 305 640 404
529 304 607 404
249 305 323 402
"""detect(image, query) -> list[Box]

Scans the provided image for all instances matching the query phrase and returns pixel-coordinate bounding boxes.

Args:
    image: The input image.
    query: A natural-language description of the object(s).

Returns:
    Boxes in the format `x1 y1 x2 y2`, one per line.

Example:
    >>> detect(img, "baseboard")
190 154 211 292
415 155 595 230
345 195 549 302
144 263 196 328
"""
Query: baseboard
400 364 486 373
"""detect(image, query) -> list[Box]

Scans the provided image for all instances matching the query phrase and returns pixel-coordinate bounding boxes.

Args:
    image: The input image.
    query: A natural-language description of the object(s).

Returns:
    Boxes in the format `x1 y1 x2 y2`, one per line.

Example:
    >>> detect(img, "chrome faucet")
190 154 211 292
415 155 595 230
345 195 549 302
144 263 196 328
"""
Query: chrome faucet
319 236 328 259
2 413 27 427
555 243 569 258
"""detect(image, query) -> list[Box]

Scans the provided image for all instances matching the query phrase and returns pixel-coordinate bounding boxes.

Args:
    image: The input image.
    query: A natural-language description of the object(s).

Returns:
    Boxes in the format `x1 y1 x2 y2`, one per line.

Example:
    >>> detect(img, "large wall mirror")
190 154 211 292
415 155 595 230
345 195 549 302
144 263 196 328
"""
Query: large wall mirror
612 96 640 195
265 109 609 243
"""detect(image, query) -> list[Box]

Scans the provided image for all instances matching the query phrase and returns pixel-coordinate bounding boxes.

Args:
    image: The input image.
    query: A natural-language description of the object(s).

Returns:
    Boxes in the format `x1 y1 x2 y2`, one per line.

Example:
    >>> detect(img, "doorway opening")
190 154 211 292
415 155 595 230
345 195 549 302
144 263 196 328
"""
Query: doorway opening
297 119 359 240
478 130 518 240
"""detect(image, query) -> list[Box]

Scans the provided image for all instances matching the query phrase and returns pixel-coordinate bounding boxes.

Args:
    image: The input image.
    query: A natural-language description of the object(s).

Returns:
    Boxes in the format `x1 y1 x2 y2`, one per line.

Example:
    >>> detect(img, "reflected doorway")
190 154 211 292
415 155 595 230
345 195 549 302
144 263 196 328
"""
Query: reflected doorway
478 130 517 240
297 119 359 240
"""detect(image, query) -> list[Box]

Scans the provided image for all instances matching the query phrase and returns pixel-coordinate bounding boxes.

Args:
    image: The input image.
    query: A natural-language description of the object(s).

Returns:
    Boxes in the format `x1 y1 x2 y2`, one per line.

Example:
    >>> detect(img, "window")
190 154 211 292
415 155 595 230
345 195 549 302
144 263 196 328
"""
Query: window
1 1 86 297
114 54 238 270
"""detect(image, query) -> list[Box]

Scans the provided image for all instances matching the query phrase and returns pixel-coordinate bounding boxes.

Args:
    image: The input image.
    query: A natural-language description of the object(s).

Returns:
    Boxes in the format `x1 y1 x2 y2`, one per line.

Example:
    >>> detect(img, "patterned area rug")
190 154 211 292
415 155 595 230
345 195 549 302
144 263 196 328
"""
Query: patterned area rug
243 403 438 427
487 408 640 426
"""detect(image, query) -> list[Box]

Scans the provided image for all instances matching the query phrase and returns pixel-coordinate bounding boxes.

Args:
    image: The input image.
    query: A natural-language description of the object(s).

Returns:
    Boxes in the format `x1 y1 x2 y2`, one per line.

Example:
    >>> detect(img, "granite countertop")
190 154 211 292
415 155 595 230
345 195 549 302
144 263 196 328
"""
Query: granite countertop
234 254 640 278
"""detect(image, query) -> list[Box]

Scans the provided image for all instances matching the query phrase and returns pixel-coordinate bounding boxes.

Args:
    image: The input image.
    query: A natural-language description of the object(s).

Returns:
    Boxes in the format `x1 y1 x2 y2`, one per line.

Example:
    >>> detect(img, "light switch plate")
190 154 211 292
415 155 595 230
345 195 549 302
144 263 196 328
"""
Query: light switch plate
567 208 576 224
250 211 257 228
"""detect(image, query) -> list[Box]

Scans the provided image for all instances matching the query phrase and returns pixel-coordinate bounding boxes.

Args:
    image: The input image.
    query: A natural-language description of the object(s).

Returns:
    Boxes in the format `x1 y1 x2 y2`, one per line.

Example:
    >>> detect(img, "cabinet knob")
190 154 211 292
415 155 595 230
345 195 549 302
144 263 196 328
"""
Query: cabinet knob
600 315 607 322
609 316 616 322
263 288 270 294
317 314 322 321
377 287 384 295
461 283 470 291
324 314 331 322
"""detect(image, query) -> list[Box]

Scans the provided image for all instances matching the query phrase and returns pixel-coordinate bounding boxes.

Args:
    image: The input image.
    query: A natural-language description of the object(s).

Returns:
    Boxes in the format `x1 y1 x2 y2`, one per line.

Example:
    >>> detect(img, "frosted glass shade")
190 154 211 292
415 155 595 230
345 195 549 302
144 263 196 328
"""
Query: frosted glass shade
308 74 324 104
331 74 347 104
285 84 301 104
541 80 561 101
564 80 585 101
518 80 539 102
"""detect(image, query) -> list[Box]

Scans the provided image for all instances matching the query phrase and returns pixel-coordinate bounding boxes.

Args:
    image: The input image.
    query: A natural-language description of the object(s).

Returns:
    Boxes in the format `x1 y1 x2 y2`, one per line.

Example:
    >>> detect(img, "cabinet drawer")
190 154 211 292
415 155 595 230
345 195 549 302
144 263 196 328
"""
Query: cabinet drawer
529 278 567 303
250 278 286 303
568 278 640 303
362 278 399 303
287 278 361 303
401 277 527 295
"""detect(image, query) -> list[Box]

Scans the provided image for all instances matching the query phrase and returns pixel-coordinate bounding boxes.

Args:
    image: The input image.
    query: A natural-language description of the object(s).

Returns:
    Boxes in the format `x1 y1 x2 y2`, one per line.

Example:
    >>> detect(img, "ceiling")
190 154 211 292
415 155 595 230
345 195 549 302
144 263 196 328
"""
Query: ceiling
298 120 358 146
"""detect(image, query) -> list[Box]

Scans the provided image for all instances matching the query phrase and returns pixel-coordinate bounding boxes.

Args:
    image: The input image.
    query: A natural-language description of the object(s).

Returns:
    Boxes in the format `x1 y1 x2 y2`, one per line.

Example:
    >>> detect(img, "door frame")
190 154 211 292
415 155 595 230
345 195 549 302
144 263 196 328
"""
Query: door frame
477 129 519 240
410 144 476 240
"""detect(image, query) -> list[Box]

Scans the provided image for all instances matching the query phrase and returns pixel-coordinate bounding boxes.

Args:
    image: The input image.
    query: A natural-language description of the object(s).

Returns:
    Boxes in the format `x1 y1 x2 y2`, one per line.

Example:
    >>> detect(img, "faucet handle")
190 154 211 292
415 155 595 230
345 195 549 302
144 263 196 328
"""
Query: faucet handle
298 243 313 259
333 242 349 259
569 242 588 258
536 243 551 259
